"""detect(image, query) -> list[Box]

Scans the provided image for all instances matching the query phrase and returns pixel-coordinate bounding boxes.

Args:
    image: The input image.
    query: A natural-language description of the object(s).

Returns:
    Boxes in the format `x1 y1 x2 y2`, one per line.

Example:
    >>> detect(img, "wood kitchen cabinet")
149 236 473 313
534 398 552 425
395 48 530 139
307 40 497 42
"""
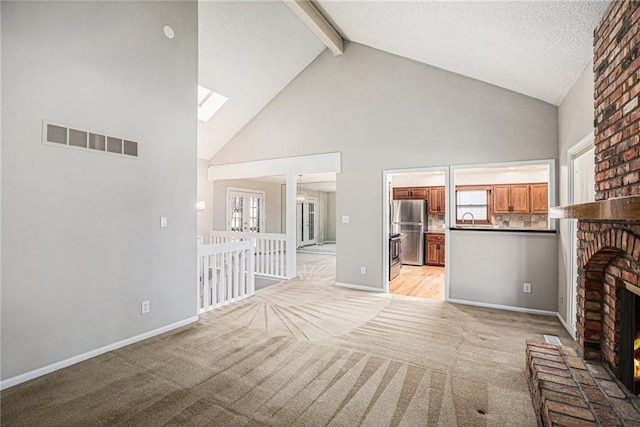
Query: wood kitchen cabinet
393 187 428 200
530 183 549 213
492 184 530 214
428 186 446 214
425 233 445 266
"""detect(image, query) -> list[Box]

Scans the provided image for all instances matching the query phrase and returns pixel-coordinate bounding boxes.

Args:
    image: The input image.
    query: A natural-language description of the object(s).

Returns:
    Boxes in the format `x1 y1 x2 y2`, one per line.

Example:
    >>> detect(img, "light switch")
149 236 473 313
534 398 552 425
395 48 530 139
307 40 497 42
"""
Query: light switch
341 215 350 224
160 216 168 228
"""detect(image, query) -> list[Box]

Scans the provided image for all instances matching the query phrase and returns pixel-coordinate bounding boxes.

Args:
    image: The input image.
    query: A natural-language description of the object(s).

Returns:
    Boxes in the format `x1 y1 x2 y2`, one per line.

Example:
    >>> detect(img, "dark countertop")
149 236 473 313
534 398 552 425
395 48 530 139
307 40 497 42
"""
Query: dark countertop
449 227 556 234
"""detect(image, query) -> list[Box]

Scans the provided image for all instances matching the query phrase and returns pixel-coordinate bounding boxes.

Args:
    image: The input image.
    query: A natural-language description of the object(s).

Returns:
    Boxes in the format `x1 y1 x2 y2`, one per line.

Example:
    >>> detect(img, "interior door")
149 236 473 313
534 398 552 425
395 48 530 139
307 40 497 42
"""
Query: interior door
297 199 318 247
228 190 264 232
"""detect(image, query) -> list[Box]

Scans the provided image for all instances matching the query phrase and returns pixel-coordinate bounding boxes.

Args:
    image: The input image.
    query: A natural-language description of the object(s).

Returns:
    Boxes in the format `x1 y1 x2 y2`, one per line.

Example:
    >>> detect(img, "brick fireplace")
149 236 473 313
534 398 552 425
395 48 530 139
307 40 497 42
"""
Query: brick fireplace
575 0 640 390
525 2 640 424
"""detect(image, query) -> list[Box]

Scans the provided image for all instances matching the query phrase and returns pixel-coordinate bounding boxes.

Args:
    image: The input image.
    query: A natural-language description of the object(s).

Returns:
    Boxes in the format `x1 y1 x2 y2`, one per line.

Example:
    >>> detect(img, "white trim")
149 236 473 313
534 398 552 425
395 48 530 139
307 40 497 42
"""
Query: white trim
566 132 595 334
226 187 266 232
0 316 199 391
557 313 577 340
447 298 558 316
297 196 319 247
567 131 596 156
209 152 341 181
335 282 385 293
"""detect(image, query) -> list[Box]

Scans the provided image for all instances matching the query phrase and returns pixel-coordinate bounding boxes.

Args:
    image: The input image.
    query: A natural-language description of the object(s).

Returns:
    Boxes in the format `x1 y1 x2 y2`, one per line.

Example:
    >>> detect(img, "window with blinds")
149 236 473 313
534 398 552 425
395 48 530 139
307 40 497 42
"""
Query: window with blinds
573 147 595 204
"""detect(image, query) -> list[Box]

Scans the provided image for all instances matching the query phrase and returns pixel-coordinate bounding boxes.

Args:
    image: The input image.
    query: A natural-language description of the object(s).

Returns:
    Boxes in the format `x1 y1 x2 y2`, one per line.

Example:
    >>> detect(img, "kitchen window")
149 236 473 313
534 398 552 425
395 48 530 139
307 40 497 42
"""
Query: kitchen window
456 186 490 225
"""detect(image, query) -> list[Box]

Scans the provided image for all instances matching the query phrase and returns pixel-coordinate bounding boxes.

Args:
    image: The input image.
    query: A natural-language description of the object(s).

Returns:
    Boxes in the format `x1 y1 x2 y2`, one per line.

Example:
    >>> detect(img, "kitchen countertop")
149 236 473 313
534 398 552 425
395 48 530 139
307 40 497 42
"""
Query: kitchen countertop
449 226 556 234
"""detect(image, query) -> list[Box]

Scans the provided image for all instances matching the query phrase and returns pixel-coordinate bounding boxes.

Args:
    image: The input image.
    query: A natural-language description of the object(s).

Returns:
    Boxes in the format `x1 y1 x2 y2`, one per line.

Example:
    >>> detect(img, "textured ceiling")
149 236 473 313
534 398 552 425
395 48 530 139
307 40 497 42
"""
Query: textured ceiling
199 0 609 160
198 1 325 159
314 0 609 106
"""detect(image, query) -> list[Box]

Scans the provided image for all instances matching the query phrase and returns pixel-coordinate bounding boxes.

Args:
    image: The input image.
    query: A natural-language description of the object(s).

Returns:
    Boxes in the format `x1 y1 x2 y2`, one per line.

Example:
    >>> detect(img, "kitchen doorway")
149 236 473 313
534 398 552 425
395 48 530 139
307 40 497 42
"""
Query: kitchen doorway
384 169 448 301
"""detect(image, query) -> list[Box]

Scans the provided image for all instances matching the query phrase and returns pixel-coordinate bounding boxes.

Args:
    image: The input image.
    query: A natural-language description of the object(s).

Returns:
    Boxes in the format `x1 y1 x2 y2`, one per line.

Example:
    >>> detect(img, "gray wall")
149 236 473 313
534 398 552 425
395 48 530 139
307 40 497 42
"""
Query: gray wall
557 63 595 323
212 179 283 233
197 159 214 239
212 42 559 302
449 231 559 311
1 1 197 381
325 192 336 242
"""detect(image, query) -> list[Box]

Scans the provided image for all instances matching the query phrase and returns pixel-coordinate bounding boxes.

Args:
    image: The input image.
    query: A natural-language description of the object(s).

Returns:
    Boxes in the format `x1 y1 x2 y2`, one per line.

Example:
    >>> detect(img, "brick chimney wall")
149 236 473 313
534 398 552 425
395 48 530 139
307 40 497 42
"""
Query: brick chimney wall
594 1 640 200
575 0 640 375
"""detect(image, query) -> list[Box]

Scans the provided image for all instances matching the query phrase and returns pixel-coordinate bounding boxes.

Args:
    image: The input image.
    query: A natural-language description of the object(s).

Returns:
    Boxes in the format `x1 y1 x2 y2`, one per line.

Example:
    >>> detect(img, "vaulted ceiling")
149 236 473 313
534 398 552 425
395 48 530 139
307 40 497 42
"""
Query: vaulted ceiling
198 0 610 160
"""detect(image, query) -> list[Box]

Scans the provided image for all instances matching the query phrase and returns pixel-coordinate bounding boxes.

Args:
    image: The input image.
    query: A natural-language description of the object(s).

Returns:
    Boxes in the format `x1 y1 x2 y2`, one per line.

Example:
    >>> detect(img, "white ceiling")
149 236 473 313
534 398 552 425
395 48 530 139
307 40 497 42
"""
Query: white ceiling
197 1 609 160
197 1 325 159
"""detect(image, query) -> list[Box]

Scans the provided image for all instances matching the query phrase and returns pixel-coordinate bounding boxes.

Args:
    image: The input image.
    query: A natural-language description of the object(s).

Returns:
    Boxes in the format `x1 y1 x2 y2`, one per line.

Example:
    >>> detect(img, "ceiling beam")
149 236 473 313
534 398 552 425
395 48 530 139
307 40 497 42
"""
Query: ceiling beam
283 0 343 56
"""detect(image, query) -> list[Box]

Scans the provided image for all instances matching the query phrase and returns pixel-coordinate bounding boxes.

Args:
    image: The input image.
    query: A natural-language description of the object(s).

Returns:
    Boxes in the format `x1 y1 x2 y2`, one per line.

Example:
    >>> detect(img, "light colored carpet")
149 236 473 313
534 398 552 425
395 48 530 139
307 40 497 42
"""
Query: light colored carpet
297 243 336 255
1 253 572 426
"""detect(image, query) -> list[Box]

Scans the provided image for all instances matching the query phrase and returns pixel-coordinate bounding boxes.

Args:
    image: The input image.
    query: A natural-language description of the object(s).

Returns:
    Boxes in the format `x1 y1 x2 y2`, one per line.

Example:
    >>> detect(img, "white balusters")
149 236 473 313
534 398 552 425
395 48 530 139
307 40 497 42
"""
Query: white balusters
208 231 287 279
196 239 255 314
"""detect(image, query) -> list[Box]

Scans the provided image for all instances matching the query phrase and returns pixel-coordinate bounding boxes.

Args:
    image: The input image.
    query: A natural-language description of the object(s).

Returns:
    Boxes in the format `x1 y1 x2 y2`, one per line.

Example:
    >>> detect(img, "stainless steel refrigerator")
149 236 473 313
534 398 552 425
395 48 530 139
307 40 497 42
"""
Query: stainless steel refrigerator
391 200 427 266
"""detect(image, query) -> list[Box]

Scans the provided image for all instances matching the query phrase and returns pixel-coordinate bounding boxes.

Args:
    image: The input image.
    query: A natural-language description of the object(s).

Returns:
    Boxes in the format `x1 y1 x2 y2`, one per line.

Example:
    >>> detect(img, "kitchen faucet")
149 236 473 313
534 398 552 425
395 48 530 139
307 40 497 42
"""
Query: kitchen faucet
461 212 475 226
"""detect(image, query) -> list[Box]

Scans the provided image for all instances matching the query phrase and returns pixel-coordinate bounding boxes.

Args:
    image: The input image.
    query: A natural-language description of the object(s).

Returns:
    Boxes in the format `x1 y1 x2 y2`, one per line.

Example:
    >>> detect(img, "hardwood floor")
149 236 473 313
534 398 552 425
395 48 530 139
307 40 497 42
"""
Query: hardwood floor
389 264 444 300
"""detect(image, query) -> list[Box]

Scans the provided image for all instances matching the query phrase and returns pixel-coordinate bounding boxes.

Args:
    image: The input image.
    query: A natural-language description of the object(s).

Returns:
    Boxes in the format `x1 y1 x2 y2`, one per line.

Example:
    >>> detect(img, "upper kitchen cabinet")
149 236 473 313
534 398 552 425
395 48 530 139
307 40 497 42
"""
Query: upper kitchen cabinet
393 187 428 200
428 186 446 214
393 187 412 199
530 183 549 213
493 184 530 214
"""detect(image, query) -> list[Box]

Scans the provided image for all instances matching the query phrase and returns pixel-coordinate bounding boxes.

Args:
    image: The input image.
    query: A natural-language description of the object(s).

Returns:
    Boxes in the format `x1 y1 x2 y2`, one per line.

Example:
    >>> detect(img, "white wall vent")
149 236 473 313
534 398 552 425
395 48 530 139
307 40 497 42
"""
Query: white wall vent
42 121 138 159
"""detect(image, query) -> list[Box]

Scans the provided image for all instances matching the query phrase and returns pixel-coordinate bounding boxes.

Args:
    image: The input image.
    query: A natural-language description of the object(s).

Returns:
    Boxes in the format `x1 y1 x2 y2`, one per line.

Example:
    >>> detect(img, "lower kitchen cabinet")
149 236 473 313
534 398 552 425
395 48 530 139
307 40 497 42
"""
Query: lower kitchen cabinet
425 233 445 267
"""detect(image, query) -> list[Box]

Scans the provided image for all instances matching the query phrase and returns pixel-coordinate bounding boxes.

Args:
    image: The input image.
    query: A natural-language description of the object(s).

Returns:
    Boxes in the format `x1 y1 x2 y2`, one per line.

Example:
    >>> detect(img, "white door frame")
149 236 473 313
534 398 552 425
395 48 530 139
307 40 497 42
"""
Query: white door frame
225 187 266 232
566 131 595 337
381 166 450 297
297 197 319 247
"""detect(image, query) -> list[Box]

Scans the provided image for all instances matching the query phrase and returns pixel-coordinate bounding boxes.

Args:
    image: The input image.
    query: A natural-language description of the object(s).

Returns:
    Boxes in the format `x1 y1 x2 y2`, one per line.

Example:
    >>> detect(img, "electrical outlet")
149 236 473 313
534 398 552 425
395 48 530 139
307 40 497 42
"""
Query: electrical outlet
523 283 531 293
141 300 150 314
360 266 366 275
559 295 563 304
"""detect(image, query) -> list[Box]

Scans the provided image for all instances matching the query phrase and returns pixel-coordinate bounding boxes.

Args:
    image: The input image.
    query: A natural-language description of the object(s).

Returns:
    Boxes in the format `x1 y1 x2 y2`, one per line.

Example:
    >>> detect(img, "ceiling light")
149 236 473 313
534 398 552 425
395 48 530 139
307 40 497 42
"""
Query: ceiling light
197 85 228 122
296 175 307 203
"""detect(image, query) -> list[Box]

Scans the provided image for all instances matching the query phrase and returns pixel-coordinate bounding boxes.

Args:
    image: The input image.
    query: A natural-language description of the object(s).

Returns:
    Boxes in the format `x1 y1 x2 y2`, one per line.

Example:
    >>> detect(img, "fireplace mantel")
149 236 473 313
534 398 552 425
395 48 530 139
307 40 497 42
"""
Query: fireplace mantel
549 195 640 221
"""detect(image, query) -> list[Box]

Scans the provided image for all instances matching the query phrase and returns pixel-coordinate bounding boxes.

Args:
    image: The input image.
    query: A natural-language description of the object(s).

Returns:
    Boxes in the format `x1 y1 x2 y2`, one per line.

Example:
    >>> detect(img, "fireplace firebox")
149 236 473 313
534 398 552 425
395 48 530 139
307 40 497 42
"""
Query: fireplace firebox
620 286 640 393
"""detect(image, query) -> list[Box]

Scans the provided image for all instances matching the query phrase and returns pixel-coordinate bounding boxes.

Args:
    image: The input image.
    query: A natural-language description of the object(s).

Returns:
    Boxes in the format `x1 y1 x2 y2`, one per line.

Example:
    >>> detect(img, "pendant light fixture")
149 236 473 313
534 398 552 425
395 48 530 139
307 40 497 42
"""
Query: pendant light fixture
296 174 307 203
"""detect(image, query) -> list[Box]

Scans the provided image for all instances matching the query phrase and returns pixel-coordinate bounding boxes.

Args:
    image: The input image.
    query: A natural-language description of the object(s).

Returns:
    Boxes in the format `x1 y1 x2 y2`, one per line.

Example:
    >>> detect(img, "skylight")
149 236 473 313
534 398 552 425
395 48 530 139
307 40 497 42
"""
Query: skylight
198 85 228 122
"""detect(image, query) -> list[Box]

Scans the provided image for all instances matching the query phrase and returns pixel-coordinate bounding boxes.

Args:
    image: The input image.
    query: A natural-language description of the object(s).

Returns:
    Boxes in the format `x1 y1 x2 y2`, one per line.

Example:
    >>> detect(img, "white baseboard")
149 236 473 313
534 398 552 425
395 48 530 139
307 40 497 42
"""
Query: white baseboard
557 313 577 340
446 298 558 317
0 316 199 391
335 282 385 293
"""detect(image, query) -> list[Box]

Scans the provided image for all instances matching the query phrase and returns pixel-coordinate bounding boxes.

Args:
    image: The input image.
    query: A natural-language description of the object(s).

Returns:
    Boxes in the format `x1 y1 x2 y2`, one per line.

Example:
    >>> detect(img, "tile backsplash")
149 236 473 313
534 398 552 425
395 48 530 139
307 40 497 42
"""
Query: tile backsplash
429 213 548 230
428 214 445 232
492 214 548 229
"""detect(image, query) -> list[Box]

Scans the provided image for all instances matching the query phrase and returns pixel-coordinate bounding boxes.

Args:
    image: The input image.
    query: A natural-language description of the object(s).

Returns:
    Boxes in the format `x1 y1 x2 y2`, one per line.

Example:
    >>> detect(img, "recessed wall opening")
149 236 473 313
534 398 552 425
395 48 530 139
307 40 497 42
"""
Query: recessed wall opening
452 162 553 231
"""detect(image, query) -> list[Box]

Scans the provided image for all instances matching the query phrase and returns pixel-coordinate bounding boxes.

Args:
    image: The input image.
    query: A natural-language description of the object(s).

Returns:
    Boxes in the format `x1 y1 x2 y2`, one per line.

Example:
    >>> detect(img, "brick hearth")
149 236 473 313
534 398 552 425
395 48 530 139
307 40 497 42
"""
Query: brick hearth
526 341 640 426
